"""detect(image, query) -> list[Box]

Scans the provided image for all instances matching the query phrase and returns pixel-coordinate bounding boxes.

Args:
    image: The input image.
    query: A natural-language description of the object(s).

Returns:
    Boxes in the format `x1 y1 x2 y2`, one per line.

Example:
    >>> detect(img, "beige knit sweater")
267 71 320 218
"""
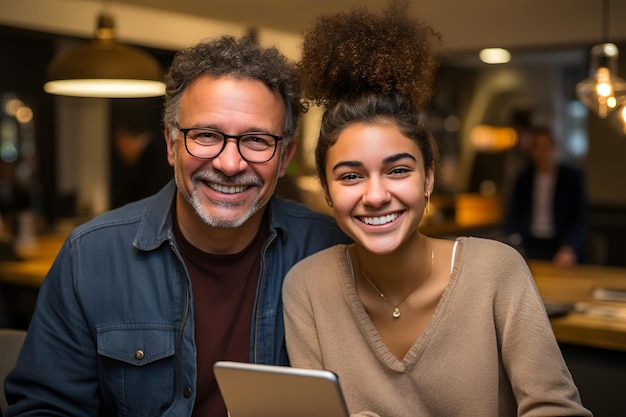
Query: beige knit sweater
283 237 592 417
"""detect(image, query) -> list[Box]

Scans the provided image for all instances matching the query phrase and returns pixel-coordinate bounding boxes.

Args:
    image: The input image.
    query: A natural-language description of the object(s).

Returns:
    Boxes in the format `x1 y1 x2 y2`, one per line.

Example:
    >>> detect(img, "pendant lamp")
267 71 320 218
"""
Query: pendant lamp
44 13 166 98
575 0 626 118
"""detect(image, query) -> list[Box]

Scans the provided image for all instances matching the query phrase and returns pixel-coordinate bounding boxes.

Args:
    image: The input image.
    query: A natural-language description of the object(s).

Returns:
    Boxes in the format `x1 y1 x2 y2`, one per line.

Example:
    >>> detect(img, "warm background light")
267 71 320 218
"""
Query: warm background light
469 125 517 151
479 48 511 64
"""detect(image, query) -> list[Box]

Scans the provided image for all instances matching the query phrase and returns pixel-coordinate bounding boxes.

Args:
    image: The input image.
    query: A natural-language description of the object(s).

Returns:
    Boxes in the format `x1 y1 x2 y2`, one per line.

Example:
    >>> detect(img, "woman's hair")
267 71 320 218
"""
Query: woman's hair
296 0 441 187
163 35 303 144
315 93 439 188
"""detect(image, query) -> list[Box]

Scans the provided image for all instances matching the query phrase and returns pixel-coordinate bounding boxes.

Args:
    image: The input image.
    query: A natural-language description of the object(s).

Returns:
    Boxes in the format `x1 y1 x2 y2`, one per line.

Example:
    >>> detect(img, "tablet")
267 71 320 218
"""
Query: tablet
213 361 350 417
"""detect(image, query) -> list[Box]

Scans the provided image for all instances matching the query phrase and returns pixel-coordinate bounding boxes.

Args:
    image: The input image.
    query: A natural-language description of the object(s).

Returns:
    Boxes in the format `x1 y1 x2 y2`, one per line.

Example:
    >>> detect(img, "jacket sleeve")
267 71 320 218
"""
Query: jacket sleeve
495 249 592 416
502 171 528 237
4 239 102 416
557 167 589 258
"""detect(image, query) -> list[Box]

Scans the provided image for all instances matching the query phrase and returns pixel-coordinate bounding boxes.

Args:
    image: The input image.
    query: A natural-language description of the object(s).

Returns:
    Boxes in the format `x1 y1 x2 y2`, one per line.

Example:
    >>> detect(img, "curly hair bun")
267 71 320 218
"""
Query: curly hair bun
297 0 441 109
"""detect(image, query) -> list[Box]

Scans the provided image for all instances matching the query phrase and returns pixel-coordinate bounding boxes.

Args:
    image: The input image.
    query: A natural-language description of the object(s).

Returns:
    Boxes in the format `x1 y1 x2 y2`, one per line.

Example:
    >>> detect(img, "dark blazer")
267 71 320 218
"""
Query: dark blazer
503 163 589 261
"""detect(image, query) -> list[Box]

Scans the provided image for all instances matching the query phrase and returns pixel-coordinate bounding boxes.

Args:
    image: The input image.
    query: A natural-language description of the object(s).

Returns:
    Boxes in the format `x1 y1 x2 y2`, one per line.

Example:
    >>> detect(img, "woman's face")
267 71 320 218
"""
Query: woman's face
325 122 433 255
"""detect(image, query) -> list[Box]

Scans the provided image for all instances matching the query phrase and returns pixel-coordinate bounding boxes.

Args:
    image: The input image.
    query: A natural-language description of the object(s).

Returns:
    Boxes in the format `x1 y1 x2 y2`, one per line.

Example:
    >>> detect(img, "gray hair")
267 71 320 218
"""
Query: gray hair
163 35 303 144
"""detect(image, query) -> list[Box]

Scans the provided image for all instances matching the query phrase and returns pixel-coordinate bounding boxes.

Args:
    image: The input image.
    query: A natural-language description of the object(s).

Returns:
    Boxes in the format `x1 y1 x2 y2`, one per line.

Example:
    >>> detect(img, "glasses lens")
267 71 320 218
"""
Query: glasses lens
185 129 224 159
183 128 279 162
239 134 277 162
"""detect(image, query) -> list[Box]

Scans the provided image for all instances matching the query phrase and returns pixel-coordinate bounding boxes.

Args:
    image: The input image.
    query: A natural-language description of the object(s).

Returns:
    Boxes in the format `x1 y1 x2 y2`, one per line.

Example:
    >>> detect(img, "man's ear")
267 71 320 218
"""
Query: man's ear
164 126 176 167
278 140 297 177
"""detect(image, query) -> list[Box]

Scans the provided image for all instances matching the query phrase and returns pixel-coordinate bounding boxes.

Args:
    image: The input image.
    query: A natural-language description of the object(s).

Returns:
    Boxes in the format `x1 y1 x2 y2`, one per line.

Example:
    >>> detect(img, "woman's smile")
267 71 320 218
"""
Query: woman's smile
358 211 403 226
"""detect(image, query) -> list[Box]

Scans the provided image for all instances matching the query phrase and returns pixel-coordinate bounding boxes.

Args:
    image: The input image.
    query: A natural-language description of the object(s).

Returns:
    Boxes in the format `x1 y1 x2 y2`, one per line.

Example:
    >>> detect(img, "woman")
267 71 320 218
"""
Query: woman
282 1 591 416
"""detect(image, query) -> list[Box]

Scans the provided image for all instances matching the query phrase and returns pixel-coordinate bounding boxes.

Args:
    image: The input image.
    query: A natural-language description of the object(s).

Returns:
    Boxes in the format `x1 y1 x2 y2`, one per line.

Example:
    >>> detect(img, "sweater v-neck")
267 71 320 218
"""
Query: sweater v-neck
339 239 463 371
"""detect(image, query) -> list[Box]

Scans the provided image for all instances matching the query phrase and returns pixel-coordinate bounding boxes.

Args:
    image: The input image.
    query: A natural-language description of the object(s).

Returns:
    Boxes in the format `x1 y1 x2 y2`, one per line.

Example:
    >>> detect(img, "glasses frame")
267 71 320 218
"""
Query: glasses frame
176 126 284 163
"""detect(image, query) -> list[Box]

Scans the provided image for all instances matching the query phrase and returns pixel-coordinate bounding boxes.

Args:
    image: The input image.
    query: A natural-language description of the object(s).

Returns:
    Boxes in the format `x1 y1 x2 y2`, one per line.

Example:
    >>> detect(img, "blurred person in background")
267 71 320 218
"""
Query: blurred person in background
504 126 588 266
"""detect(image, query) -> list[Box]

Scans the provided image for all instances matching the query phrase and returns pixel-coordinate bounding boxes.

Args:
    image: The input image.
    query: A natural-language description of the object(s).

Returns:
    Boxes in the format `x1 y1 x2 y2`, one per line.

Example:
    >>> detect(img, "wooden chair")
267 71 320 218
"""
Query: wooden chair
0 328 26 414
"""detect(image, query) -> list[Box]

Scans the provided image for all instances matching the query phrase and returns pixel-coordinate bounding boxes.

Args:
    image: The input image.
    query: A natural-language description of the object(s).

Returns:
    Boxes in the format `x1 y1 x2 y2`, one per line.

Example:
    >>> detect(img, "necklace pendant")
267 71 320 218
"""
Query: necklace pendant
392 308 401 318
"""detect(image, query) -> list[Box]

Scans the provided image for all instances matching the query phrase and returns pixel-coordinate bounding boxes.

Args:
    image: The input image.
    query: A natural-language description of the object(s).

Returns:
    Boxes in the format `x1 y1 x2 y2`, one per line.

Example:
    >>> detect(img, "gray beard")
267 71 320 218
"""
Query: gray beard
174 169 263 228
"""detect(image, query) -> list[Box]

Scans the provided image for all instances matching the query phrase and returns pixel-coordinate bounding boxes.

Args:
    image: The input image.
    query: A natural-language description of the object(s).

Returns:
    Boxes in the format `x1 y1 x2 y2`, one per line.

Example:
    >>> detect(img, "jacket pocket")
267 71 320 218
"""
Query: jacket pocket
96 324 179 416
97 324 176 365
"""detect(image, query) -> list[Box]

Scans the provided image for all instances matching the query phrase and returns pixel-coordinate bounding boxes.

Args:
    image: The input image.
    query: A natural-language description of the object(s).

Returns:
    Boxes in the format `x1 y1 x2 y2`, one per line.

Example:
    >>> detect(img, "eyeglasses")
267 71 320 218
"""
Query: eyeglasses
176 126 284 163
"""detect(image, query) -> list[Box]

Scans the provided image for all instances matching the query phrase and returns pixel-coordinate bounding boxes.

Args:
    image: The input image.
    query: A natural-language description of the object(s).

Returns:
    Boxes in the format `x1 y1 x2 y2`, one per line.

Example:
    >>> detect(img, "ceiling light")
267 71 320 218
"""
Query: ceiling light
44 13 165 98
576 43 626 118
575 0 626 118
479 48 511 65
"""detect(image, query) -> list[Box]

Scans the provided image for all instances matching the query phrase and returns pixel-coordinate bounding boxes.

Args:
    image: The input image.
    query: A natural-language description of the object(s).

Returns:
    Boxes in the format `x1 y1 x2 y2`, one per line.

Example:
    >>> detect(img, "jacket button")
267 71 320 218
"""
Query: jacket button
183 386 193 398
134 350 145 360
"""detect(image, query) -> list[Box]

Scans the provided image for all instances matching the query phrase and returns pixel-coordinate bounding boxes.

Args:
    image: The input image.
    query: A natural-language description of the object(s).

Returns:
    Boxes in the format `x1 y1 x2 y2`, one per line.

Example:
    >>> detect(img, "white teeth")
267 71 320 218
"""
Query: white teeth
361 213 399 225
210 184 247 194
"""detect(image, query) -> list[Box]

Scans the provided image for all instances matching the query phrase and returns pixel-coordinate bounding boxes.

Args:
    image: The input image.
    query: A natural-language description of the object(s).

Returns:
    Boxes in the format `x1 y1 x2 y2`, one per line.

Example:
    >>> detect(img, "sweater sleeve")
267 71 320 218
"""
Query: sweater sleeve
283 258 326 369
492 243 592 416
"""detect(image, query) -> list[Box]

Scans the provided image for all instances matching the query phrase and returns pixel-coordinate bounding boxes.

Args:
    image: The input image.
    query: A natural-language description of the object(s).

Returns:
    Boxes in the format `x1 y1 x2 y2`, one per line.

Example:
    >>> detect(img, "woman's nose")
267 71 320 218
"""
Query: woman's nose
362 177 391 207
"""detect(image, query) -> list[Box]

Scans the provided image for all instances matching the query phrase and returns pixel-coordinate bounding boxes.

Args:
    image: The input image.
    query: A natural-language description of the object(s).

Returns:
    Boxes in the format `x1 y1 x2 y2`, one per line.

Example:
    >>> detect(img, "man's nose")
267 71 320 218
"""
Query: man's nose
211 138 248 175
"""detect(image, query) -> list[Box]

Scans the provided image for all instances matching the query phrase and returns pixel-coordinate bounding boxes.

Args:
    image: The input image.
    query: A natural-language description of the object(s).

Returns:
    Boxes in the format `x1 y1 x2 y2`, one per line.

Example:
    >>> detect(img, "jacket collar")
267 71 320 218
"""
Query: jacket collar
266 196 289 242
133 180 177 251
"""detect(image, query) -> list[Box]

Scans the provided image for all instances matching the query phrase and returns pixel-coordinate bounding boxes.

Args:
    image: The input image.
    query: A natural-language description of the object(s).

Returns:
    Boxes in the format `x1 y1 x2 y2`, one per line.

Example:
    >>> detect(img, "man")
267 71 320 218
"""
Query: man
4 36 350 417
503 126 588 266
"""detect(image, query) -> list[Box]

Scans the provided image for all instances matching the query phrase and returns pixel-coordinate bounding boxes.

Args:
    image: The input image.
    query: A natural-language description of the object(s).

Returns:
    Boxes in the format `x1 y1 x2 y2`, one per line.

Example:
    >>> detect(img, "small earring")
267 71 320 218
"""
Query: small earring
425 192 430 214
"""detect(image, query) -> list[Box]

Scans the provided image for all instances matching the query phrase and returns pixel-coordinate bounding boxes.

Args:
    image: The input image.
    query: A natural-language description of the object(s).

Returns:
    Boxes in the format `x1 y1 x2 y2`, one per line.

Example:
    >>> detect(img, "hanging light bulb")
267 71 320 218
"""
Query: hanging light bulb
575 0 626 119
576 43 626 118
44 12 165 98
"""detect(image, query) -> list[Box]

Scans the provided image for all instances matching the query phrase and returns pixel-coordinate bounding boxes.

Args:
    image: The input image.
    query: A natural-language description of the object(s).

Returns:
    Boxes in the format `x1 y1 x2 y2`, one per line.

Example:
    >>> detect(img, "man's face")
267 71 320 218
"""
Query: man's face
166 75 296 230
531 132 556 172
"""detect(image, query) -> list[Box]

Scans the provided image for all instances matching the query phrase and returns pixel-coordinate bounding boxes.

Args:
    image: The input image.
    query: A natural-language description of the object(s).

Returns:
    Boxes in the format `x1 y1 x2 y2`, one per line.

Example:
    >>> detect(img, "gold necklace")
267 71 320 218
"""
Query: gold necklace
361 247 434 319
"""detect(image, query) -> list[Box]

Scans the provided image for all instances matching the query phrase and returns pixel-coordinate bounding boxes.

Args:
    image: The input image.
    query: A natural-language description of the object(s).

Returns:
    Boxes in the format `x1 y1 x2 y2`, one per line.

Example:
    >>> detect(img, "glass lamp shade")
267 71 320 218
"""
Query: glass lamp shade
44 14 166 98
576 43 626 119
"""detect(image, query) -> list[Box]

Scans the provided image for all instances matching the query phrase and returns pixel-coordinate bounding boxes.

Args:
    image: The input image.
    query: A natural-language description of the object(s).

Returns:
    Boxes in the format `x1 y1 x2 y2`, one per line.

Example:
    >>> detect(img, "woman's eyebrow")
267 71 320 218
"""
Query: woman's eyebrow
383 153 416 164
332 153 416 172
332 160 362 172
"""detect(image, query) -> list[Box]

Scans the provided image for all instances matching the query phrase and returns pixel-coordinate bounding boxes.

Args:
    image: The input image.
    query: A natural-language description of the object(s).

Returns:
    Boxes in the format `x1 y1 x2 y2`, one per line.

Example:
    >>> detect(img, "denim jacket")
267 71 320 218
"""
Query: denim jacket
5 180 350 417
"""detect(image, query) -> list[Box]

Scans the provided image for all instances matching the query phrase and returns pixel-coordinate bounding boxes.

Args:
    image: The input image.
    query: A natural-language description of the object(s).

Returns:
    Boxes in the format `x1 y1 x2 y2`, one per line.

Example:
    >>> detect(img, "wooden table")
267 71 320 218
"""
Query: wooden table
2 236 626 352
529 260 626 352
0 233 66 288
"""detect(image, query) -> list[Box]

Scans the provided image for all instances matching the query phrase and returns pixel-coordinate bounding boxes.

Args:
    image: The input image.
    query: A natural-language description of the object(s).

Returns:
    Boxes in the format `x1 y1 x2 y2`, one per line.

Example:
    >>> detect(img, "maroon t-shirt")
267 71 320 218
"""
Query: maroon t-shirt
173 216 268 417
